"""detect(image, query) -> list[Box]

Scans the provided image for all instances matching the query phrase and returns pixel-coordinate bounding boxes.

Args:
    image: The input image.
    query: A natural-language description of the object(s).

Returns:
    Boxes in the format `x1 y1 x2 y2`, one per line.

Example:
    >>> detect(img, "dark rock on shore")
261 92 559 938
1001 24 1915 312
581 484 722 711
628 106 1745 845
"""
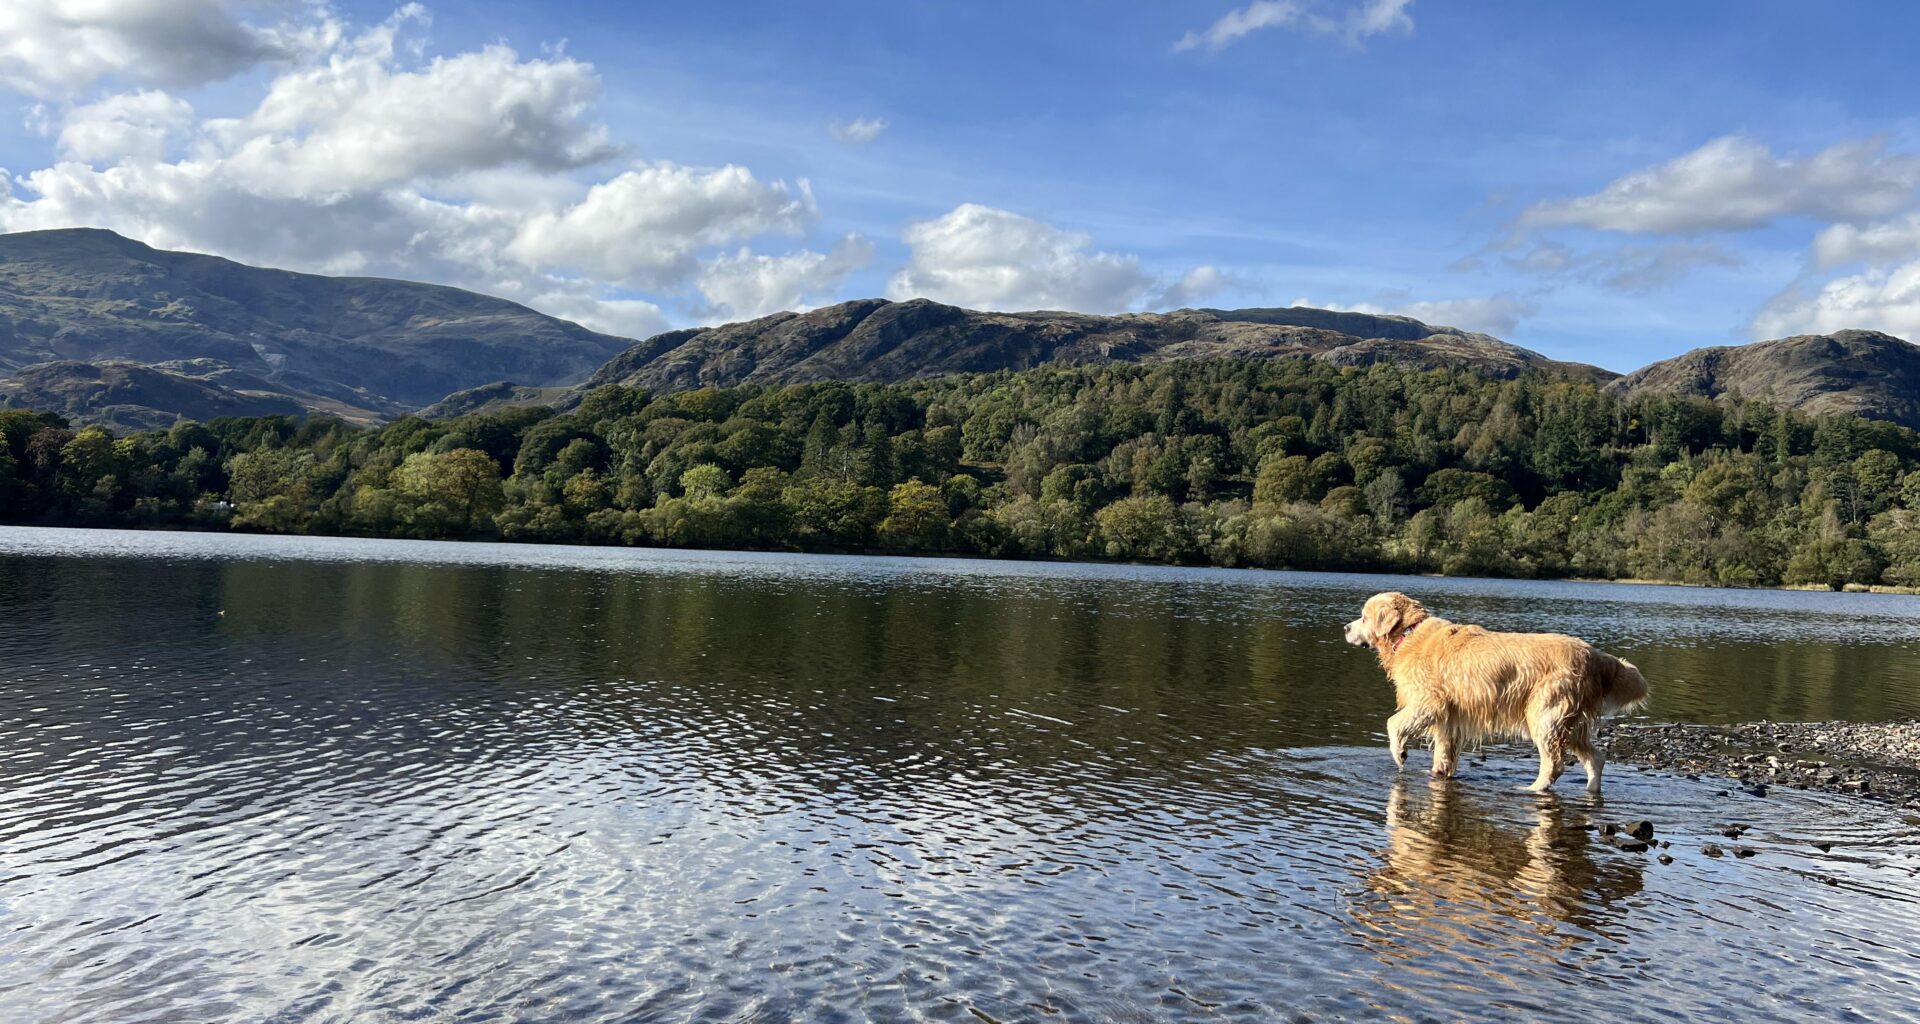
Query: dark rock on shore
1606 720 1920 809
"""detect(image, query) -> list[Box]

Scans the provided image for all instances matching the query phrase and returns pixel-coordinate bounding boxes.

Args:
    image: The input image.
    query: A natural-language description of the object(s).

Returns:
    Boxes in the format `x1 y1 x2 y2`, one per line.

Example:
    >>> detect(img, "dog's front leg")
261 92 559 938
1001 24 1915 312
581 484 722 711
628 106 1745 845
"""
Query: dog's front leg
1385 707 1430 769
1384 709 1408 767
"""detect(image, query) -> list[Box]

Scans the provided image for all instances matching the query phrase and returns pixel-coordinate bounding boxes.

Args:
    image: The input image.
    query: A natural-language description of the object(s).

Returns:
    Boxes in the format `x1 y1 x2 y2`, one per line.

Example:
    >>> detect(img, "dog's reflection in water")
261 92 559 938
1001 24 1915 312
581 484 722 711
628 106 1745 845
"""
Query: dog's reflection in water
1352 777 1644 965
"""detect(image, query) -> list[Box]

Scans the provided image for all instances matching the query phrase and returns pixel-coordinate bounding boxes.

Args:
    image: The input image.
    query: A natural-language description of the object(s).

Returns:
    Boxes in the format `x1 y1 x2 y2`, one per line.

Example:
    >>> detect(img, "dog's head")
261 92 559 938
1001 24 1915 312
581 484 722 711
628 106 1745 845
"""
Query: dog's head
1344 591 1429 649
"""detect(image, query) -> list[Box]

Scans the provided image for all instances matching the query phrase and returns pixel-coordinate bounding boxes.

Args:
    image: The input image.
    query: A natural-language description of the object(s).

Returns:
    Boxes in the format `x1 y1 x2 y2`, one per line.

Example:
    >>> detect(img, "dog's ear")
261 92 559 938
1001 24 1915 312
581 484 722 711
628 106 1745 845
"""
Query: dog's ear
1365 592 1427 641
1393 593 1429 630
1364 592 1404 638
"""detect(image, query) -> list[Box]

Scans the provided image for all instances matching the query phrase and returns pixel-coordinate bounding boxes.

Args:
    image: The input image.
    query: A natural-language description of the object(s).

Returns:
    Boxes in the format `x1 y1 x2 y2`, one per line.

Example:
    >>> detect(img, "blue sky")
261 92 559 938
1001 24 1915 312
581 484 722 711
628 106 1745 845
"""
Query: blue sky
4 1 1920 371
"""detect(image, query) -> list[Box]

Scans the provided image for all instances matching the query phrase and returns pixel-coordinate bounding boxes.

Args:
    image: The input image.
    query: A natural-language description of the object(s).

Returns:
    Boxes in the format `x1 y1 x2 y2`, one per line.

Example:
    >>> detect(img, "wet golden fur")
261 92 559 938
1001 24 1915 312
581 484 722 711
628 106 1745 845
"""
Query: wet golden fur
1343 592 1649 793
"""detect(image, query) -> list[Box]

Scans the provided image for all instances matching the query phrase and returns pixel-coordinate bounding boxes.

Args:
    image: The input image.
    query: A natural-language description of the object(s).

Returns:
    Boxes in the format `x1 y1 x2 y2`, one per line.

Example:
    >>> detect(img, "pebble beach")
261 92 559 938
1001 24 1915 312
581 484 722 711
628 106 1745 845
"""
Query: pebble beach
1607 720 1920 812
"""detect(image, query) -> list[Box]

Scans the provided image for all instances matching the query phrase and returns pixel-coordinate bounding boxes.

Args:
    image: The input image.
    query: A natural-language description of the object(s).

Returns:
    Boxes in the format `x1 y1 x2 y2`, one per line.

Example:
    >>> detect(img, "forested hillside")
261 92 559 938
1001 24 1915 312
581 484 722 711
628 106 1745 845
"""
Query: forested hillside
5 358 1919 589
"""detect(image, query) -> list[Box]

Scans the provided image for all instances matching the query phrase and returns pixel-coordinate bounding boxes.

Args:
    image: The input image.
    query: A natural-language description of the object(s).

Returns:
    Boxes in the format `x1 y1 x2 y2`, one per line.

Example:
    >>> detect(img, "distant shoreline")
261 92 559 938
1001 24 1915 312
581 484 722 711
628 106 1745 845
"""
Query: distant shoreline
6 521 1920 598
1571 576 1920 596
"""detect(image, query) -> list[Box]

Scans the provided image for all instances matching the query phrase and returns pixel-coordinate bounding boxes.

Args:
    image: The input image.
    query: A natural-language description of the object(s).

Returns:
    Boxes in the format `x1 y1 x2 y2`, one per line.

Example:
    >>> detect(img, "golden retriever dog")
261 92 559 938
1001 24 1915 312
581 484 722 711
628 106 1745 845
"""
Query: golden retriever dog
1343 592 1649 793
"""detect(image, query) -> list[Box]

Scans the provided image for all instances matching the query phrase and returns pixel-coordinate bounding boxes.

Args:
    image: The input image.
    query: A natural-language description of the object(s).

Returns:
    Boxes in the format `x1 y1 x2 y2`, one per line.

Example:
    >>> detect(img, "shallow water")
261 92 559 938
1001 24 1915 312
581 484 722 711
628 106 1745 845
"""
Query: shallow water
1 526 1918 1022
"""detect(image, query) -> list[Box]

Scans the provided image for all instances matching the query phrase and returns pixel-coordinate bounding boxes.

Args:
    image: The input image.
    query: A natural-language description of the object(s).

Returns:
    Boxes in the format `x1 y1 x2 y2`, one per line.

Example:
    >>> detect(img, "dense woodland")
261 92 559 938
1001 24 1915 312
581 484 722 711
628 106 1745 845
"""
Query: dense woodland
5 358 1920 589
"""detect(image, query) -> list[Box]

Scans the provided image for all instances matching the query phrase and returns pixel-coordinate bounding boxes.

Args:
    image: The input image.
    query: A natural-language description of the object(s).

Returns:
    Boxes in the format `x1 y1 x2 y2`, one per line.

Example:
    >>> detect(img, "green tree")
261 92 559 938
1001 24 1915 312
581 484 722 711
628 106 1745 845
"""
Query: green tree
680 463 734 501
1096 494 1193 562
1785 505 1883 590
879 480 951 548
1253 455 1314 506
394 449 506 535
1416 468 1515 511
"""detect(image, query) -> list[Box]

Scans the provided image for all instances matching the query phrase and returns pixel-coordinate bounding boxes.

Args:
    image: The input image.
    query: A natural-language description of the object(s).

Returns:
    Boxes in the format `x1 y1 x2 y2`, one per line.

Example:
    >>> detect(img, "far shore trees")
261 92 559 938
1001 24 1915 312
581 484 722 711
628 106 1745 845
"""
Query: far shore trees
5 359 1920 589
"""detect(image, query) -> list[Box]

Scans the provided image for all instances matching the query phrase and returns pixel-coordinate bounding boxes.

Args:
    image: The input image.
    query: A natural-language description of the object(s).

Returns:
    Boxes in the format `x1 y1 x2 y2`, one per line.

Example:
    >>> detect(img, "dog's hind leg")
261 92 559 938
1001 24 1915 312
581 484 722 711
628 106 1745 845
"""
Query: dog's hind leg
1570 729 1604 795
1430 722 1459 781
1527 730 1567 793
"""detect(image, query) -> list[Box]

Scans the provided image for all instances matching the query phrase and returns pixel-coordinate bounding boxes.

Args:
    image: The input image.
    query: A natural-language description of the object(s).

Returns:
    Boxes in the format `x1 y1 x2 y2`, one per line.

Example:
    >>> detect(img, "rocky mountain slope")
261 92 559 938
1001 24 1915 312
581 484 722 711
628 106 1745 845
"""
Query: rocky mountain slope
568 298 1611 401
12 229 1920 433
0 361 307 431
0 228 631 424
1608 329 1920 429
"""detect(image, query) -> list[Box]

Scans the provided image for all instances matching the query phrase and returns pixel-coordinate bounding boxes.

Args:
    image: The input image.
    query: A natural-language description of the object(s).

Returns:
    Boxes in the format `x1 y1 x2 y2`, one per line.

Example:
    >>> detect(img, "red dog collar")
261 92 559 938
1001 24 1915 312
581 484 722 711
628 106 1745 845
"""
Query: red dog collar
1391 621 1421 652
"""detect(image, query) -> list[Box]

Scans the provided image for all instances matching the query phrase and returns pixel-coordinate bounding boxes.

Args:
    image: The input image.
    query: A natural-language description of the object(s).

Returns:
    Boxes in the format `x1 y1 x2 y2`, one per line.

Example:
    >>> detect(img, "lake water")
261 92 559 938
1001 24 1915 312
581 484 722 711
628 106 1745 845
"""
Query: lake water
2 527 1918 1022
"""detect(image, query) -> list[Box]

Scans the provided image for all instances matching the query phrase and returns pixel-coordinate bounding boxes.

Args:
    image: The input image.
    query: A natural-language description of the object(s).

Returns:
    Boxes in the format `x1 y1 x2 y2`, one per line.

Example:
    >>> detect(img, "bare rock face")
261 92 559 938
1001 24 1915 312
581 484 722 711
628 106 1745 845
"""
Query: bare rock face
0 360 309 432
0 228 632 420
417 381 571 421
1608 330 1920 428
570 298 1612 400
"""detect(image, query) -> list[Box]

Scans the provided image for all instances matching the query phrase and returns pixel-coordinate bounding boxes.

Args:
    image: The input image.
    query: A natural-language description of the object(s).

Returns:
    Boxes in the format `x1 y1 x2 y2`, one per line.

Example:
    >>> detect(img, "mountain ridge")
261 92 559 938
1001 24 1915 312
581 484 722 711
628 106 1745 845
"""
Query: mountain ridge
0 227 631 424
7 229 1920 432
565 297 1612 404
1608 329 1920 429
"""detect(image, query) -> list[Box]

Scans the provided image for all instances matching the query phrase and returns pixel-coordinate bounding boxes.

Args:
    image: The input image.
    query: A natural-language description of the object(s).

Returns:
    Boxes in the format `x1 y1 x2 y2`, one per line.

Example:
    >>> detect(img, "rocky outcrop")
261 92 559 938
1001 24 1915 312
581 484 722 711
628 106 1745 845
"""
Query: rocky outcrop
1608 330 1920 428
417 381 571 420
570 298 1612 399
0 360 311 432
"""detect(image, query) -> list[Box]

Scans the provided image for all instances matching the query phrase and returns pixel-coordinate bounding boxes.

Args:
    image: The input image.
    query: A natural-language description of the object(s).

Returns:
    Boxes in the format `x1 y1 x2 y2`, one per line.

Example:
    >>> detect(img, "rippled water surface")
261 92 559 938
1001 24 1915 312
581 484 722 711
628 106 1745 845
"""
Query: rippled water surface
2 527 1919 1022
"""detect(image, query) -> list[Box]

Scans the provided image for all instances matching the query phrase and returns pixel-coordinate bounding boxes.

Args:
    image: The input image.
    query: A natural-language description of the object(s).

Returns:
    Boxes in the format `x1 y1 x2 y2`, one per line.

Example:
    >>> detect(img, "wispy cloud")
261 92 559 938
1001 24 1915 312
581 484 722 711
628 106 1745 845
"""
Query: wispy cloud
1514 135 1920 237
1175 0 1413 52
1302 292 1537 336
1502 240 1743 294
827 116 888 145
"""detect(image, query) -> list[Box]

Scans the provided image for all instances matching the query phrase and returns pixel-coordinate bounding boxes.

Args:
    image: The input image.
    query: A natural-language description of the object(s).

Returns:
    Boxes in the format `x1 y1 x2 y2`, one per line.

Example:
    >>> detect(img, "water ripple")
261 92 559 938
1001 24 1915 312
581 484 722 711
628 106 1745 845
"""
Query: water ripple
1 528 1918 1021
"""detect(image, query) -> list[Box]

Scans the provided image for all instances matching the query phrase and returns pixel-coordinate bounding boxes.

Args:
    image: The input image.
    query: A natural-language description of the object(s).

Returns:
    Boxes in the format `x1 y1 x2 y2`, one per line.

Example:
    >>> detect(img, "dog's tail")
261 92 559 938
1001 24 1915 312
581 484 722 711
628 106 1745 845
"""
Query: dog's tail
1597 653 1650 715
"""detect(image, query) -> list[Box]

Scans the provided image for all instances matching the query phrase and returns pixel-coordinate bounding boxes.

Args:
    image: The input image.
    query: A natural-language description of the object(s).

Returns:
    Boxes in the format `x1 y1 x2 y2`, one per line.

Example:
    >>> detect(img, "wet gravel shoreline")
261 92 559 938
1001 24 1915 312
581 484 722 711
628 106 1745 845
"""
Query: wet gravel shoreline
1606 720 1920 811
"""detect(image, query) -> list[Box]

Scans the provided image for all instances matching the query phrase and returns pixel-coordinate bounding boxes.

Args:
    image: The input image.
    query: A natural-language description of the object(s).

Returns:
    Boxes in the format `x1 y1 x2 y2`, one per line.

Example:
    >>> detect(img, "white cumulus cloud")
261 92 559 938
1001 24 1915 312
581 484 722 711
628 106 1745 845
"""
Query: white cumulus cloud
1811 213 1920 270
697 234 874 322
57 89 194 163
888 203 1209 313
1517 135 1920 236
507 163 817 289
1754 265 1920 342
522 290 669 340
1176 0 1413 52
0 6 849 338
218 10 615 196
0 0 337 97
